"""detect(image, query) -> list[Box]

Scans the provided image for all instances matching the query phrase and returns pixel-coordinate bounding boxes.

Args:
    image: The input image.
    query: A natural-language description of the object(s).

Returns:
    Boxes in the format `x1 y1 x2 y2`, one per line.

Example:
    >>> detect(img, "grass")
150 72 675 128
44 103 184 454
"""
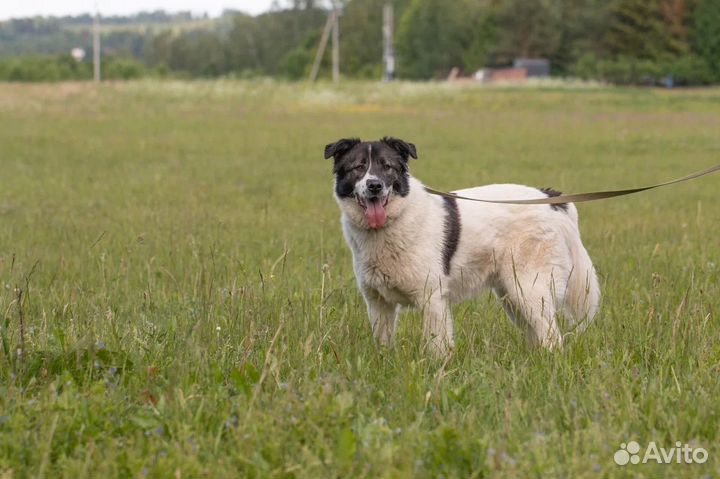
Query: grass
0 80 719 478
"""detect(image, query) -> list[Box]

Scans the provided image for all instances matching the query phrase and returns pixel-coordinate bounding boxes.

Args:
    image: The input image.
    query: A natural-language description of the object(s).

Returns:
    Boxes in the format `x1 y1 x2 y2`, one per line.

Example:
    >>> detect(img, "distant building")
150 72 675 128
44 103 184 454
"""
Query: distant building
512 58 550 77
489 68 527 82
472 67 527 83
469 58 550 84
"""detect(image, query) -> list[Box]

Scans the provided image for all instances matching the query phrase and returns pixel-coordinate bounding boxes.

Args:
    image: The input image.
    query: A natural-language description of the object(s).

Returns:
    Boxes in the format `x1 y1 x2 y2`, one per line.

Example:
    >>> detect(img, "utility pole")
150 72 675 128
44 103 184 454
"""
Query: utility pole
309 8 340 84
309 10 334 82
331 8 340 84
382 3 395 82
93 3 101 82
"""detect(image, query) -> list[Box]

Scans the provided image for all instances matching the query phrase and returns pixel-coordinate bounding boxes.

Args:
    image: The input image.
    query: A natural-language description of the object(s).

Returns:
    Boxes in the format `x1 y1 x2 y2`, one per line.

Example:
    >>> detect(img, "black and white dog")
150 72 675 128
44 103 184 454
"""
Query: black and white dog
325 137 600 356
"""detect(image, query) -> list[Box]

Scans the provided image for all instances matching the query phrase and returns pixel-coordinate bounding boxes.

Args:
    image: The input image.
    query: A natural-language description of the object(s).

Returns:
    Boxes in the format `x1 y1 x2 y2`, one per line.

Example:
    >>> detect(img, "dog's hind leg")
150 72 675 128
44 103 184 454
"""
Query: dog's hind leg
493 287 522 329
362 288 400 347
499 274 562 350
561 260 601 335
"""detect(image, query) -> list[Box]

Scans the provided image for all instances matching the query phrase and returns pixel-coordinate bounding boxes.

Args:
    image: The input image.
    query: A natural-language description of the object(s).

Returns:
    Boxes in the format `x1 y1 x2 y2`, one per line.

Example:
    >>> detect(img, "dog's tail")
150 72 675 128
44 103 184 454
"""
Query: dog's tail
560 205 600 334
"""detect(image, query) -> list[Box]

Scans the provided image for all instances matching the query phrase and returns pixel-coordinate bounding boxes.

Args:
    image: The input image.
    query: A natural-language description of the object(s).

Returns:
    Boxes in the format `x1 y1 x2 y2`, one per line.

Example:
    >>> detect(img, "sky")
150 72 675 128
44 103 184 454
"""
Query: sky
0 0 278 20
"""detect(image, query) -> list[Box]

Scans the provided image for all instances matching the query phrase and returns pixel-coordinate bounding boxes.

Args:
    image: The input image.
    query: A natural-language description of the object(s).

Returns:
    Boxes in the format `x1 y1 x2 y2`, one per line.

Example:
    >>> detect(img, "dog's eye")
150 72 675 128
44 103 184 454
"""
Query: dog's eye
354 164 365 171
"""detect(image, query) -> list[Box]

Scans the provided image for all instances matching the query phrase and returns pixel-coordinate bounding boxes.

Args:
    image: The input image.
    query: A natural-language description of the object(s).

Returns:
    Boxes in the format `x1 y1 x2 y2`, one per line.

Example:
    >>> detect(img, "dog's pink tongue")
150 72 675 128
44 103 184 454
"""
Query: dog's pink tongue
365 200 387 228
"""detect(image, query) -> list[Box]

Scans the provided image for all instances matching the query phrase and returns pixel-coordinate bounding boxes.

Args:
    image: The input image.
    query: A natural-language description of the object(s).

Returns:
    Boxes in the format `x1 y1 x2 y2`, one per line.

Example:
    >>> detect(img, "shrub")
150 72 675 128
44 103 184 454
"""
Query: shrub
0 55 91 81
0 55 151 82
103 57 147 80
277 47 313 80
573 54 713 86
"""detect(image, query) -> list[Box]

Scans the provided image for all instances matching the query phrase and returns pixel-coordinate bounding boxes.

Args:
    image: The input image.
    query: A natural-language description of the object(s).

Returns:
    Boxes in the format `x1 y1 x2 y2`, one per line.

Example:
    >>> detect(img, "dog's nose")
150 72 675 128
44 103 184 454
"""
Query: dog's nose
366 179 383 194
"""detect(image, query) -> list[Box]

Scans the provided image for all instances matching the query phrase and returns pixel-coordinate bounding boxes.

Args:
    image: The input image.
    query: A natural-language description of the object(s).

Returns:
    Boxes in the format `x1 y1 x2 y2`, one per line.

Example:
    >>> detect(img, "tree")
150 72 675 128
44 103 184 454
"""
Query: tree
225 8 326 75
606 0 688 60
168 31 227 77
226 14 263 74
550 0 616 73
692 0 720 80
396 0 491 79
277 28 320 79
338 0 386 78
491 0 563 65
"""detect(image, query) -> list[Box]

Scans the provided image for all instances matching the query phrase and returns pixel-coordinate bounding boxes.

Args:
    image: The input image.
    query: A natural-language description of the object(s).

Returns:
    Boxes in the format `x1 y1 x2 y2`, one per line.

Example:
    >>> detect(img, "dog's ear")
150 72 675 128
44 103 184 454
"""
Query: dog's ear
382 136 417 160
324 138 361 160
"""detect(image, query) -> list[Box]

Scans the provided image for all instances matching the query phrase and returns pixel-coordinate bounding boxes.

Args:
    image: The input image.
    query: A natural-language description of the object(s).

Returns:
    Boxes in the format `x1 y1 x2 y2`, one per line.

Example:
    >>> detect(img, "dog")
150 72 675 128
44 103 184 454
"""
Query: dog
325 136 600 356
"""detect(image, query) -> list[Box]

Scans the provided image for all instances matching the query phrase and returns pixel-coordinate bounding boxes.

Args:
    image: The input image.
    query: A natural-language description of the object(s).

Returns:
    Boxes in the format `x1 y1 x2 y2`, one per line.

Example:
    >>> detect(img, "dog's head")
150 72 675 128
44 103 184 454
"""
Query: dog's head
325 137 417 229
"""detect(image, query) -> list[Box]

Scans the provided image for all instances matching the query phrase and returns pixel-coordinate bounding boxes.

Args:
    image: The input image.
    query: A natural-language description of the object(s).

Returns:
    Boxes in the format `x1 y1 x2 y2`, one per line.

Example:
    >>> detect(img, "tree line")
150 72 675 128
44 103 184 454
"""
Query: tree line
1 0 719 85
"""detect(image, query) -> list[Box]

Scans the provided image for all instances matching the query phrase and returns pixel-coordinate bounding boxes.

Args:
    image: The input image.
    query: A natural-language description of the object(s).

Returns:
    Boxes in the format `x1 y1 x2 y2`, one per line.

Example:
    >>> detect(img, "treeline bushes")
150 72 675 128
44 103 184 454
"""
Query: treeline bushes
571 0 720 85
1 0 719 85
0 12 201 57
574 55 714 86
0 55 148 81
389 0 720 85
142 8 327 78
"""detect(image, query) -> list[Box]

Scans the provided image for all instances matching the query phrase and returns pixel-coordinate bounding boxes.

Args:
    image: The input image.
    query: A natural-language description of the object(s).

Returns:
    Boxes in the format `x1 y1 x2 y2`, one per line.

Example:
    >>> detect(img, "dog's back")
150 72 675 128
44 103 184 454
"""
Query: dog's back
451 183 600 334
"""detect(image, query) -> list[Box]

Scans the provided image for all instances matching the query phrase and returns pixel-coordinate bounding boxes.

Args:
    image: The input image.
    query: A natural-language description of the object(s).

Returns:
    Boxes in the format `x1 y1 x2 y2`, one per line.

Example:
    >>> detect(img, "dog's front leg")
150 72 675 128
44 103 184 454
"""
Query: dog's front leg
362 288 399 347
422 293 454 358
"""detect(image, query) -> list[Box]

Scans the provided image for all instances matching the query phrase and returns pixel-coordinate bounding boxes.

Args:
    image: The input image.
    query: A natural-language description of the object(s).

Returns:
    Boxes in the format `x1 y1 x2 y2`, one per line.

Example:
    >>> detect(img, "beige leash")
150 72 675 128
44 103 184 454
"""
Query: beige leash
424 163 720 205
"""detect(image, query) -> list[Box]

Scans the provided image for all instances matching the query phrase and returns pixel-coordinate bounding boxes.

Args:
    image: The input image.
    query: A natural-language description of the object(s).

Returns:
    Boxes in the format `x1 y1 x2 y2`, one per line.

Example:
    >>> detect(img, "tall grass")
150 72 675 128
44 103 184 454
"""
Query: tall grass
0 80 718 478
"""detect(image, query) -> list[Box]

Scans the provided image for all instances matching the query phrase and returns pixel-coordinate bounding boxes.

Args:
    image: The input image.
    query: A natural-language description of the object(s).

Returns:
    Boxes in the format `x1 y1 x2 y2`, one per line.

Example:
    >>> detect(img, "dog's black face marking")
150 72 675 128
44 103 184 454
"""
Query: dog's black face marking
324 138 360 162
441 196 461 275
381 136 417 161
539 187 568 212
325 137 416 199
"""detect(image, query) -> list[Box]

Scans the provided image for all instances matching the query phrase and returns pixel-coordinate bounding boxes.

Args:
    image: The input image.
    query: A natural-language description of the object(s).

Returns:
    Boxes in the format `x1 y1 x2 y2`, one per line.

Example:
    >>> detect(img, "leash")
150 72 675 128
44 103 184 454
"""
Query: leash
424 163 720 205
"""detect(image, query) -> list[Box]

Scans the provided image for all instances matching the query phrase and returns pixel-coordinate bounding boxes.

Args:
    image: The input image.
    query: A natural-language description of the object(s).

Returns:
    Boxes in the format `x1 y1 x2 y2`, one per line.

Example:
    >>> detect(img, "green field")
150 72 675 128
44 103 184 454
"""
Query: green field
0 80 719 478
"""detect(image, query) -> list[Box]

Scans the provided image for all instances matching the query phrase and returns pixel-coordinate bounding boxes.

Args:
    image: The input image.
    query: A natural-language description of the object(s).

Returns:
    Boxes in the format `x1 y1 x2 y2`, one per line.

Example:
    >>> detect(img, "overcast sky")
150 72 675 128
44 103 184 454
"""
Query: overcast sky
0 0 278 20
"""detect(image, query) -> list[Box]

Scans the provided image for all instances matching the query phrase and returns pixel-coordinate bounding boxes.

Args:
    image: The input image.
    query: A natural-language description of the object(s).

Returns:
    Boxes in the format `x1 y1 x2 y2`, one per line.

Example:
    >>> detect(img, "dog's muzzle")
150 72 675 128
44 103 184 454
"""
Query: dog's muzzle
356 192 390 229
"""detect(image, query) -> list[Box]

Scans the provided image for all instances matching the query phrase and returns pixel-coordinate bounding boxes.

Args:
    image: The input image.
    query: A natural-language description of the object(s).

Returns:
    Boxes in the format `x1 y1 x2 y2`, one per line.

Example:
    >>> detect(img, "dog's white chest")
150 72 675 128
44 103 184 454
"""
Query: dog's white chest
361 261 414 306
350 235 418 306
